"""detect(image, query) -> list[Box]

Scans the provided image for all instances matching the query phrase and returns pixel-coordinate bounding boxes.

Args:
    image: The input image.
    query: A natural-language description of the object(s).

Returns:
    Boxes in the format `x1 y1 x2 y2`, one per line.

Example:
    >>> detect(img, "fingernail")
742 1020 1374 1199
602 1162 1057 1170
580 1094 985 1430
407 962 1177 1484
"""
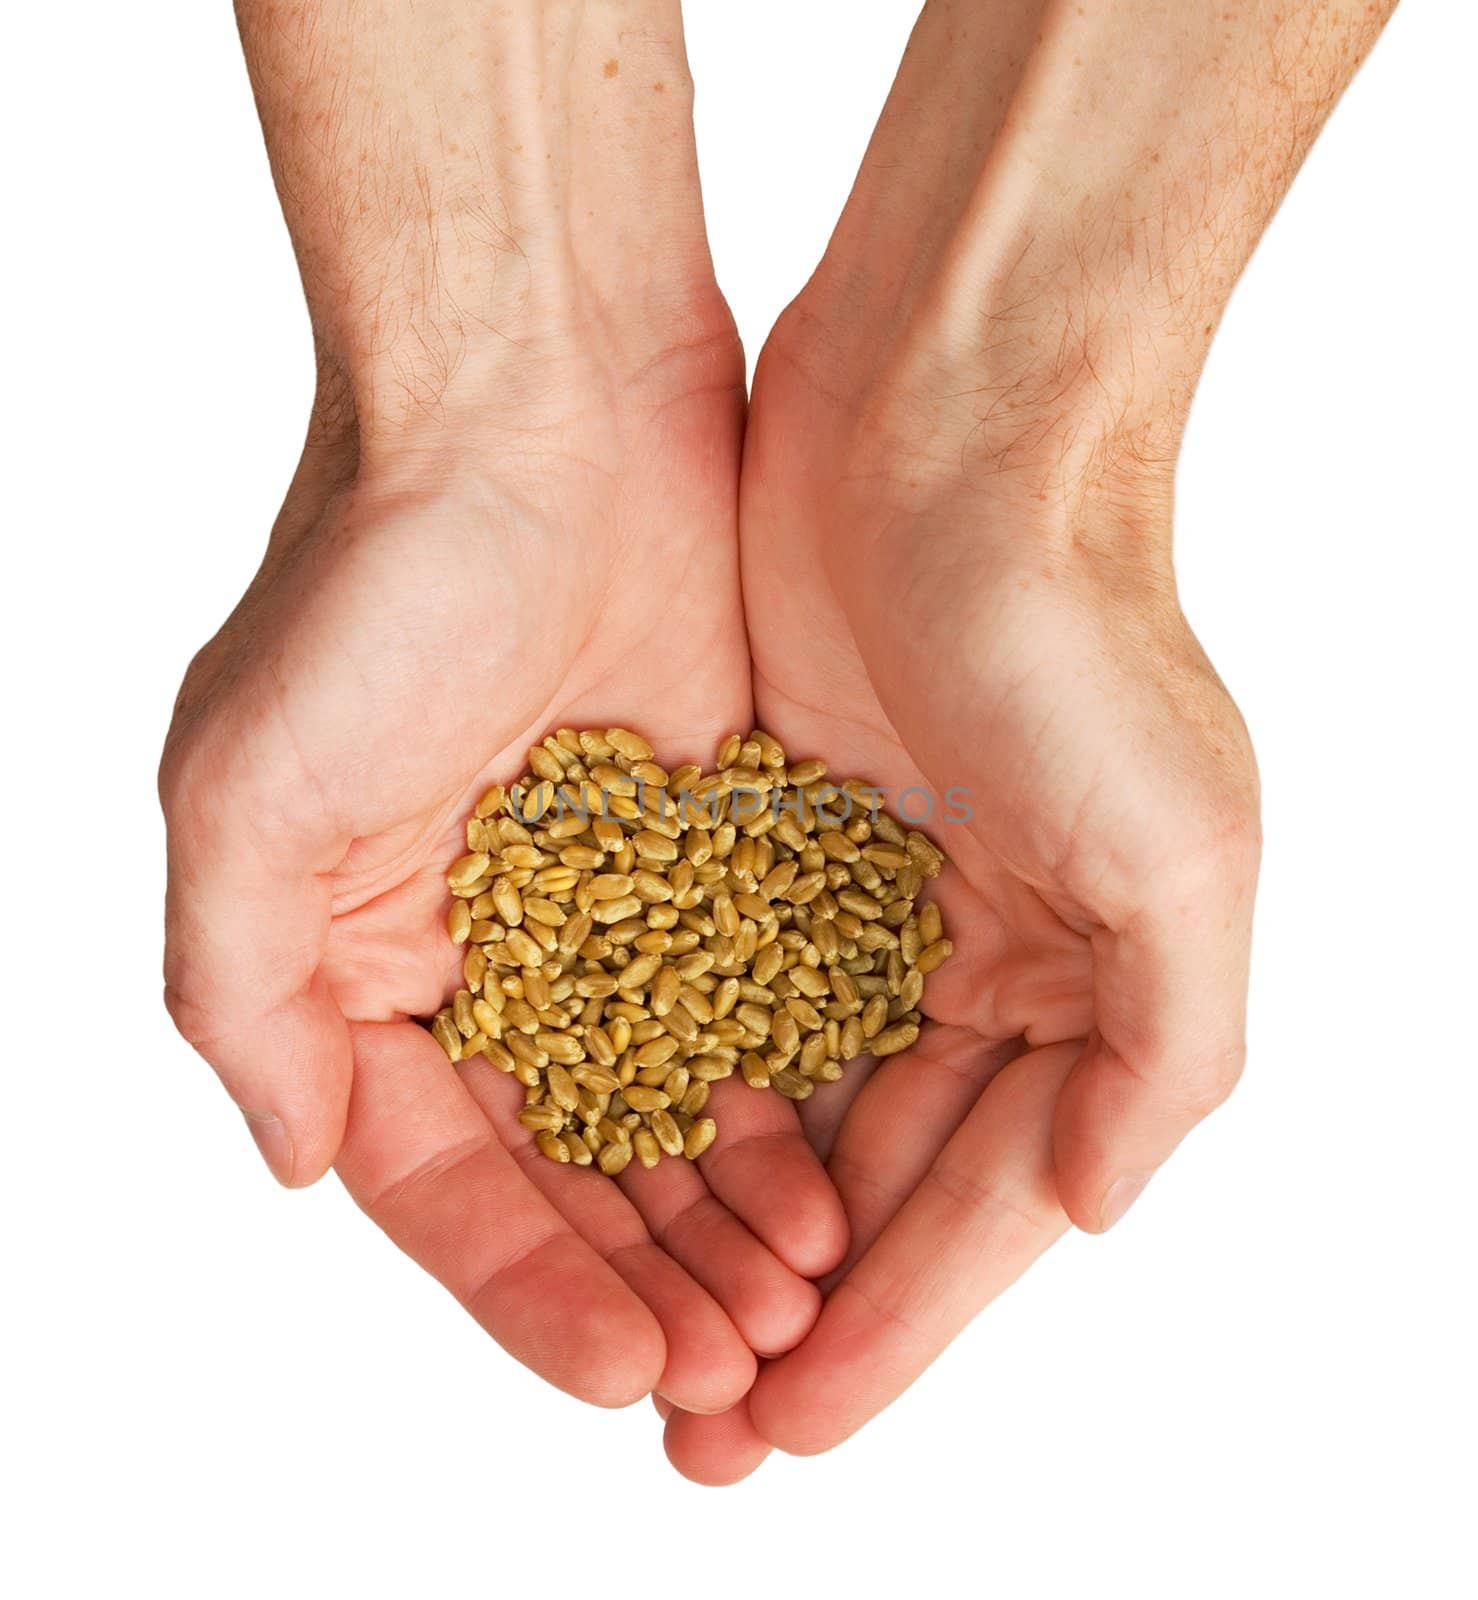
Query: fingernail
1098 1173 1149 1232
242 1110 295 1185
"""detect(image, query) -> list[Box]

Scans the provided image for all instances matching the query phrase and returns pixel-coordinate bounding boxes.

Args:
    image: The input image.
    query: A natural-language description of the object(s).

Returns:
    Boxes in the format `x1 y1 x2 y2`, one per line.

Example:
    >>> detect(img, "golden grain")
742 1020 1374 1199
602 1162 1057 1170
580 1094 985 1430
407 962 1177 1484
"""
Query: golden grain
474 784 506 819
860 993 889 1039
462 946 488 994
503 929 543 968
507 1034 550 1073
589 873 634 900
606 728 653 762
483 1039 518 1073
871 1021 921 1057
431 727 947 1175
738 1051 771 1088
560 1130 593 1166
597 1116 629 1148
519 1104 566 1133
789 965 830 1000
536 1129 571 1163
634 1035 679 1070
679 1080 710 1117
597 1140 633 1176
621 952 663 992
572 1065 621 1095
431 1012 461 1061
650 1108 684 1157
448 852 492 891
649 964 682 1017
915 938 953 975
621 1084 670 1113
592 895 642 924
785 996 824 1033
683 1118 717 1159
523 897 566 928
447 901 472 945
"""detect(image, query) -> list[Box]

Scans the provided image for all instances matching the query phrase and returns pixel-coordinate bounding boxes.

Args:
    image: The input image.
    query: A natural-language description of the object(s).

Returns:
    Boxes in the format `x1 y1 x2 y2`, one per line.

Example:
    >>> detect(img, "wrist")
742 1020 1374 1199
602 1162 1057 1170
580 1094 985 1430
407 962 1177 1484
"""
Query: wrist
241 0 729 441
788 0 1390 509
766 278 1180 562
309 265 737 465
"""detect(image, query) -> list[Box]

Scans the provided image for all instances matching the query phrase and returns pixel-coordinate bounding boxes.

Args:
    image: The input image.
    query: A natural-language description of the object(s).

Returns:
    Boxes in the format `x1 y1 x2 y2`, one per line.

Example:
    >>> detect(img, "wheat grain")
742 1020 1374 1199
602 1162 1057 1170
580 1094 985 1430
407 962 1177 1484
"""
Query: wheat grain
429 727 948 1174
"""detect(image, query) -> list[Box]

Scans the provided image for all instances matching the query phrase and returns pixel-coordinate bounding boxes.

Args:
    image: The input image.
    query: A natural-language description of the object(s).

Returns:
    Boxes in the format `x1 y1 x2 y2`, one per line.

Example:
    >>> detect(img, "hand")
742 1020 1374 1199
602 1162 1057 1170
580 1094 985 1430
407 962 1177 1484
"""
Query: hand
160 319 847 1417
657 300 1259 1479
649 0 1382 1478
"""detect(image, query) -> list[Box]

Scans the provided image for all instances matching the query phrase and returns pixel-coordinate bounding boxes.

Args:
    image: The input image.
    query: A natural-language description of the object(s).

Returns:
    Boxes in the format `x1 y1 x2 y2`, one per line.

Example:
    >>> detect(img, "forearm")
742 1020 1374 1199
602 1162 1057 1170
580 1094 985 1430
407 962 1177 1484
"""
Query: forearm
235 0 722 445
807 0 1395 486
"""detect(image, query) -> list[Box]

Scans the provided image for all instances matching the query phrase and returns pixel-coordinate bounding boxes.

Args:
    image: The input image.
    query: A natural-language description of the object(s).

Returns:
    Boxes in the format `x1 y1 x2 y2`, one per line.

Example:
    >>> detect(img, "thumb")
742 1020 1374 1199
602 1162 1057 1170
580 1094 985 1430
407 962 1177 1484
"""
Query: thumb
160 722 352 1187
1052 830 1260 1232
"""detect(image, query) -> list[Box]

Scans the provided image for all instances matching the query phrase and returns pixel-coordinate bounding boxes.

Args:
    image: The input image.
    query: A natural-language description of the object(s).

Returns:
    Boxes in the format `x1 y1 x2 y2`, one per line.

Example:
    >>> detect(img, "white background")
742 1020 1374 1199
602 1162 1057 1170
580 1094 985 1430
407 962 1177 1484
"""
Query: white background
4 3 1473 1596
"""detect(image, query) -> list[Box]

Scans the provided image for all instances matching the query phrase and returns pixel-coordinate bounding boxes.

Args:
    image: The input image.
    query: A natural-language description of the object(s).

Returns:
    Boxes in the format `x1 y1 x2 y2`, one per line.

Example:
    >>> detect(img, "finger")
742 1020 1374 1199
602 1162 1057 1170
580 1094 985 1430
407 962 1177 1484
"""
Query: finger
652 1393 675 1422
663 1398 773 1486
1053 846 1257 1232
617 1155 823 1357
338 1020 665 1408
160 735 350 1186
456 1052 757 1415
822 1024 1021 1280
749 1042 1077 1456
694 1076 849 1278
794 1054 880 1163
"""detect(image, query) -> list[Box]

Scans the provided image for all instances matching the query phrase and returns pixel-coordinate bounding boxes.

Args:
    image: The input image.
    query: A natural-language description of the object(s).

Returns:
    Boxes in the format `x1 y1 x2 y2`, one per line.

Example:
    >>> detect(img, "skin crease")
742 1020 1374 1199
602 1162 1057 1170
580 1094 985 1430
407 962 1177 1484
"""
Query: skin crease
161 0 1398 1484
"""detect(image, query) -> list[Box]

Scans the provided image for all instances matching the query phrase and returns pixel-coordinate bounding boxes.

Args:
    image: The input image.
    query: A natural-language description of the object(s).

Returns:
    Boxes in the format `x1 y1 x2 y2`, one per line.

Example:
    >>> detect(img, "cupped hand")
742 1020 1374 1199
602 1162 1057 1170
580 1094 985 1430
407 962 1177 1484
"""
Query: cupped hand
659 308 1259 1480
160 326 847 1417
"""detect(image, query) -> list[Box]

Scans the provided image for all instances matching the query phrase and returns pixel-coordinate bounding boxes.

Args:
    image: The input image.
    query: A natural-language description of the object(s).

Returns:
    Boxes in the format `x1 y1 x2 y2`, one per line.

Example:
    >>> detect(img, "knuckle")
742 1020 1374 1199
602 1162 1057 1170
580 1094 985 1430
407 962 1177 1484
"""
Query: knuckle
1155 693 1263 895
162 979 224 1059
156 742 187 815
1162 798 1262 904
157 719 214 819
1205 802 1262 881
157 729 198 818
158 636 234 815
1183 1041 1247 1120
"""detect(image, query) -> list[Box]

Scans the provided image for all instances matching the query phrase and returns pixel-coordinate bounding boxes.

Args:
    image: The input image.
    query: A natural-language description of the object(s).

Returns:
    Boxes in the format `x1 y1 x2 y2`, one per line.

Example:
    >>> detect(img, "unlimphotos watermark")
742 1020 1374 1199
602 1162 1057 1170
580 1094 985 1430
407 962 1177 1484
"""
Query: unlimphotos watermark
509 779 974 829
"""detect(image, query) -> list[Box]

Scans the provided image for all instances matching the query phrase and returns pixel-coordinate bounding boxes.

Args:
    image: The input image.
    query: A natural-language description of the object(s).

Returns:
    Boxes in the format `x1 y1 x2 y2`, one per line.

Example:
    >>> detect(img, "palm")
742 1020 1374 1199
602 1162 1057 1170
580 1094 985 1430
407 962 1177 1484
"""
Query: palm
164 339 847 1415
